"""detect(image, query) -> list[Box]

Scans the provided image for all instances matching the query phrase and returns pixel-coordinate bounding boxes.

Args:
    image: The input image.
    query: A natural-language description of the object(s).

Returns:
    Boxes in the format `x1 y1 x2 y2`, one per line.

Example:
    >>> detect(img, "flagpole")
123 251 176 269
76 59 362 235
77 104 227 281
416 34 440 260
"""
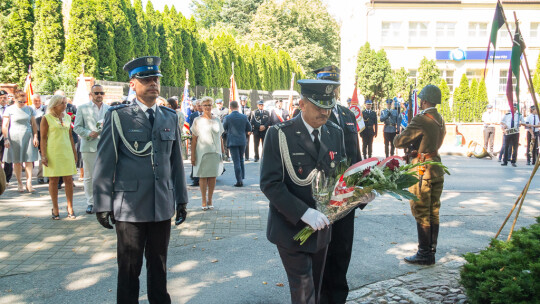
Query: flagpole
512 12 539 111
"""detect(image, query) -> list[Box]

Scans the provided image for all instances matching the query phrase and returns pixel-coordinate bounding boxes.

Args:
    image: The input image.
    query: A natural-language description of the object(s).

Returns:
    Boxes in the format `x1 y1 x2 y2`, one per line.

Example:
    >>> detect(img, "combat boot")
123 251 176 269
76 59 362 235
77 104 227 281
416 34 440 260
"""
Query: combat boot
404 223 434 265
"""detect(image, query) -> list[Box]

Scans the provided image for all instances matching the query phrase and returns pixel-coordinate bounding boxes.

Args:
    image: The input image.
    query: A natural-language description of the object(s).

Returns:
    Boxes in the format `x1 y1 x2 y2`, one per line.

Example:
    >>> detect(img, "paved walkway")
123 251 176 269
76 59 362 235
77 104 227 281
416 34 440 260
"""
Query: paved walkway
0 153 538 303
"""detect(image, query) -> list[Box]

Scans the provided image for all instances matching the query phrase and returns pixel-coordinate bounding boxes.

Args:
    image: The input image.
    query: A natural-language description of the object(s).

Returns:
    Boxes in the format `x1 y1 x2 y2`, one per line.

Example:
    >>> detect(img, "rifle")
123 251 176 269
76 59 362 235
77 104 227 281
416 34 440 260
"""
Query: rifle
403 84 417 164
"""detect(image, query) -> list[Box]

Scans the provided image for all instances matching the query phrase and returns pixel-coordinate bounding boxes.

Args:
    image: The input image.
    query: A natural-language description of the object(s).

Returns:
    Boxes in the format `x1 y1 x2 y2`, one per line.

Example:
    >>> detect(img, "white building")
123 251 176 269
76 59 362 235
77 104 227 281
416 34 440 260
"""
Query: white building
340 0 540 109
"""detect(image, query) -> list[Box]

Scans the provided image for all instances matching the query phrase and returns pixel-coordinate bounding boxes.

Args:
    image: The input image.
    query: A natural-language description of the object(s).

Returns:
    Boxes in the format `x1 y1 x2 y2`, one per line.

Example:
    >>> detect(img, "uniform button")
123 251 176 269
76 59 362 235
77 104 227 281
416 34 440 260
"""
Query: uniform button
154 150 158 153
155 177 160 180
155 163 159 166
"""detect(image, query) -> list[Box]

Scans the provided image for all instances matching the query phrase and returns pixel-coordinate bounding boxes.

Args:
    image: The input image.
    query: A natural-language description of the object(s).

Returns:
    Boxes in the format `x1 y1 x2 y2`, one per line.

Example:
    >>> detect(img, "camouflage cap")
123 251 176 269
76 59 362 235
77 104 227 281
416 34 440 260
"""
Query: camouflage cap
418 85 441 105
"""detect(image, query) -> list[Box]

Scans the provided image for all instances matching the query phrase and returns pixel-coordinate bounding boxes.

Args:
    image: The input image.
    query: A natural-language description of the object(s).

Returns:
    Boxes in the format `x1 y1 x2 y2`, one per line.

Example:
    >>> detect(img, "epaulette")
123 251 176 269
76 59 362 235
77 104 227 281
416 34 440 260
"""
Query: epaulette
272 119 294 130
326 120 341 130
159 105 176 114
108 104 129 112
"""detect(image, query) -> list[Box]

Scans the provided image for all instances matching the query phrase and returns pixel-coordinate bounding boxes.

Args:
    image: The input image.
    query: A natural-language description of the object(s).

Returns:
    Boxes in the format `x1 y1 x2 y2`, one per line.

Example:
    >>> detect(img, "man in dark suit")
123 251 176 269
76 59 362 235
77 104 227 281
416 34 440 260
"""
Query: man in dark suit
239 96 253 160
270 99 290 125
0 90 12 184
261 79 346 304
313 65 364 304
360 100 378 159
250 100 270 162
188 99 202 186
93 56 188 303
223 101 252 187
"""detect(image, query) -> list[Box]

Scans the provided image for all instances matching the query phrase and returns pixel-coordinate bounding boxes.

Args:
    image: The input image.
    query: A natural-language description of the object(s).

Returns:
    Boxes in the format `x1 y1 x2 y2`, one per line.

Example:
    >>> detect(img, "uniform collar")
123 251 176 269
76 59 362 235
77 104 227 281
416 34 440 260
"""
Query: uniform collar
134 98 157 113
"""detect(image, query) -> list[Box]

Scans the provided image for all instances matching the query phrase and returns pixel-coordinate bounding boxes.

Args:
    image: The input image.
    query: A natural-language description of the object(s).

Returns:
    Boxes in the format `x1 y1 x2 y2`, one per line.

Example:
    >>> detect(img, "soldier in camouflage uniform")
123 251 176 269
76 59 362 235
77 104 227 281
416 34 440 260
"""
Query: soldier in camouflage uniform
394 85 446 265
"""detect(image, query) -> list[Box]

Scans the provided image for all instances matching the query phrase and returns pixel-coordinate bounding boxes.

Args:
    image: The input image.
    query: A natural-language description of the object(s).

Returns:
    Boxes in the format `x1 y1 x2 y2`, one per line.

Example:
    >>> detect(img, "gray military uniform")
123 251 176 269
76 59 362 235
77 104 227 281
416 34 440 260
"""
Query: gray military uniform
93 102 188 222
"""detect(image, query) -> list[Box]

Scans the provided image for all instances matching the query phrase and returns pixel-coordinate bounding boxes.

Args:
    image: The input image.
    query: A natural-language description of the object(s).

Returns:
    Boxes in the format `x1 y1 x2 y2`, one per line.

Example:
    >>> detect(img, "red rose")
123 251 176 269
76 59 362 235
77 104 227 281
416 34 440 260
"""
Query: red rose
362 167 371 177
386 159 400 171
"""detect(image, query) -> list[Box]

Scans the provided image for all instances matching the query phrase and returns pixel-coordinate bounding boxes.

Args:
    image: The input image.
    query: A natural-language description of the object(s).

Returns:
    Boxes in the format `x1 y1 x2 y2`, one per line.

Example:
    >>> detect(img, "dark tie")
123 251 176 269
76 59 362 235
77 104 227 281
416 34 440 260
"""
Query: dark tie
312 129 320 152
147 108 154 127
511 115 514 128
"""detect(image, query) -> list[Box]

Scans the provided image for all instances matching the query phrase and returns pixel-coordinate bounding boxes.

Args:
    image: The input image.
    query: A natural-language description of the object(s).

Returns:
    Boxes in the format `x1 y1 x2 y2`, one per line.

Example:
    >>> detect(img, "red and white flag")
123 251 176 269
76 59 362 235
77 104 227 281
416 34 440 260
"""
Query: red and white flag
24 66 34 106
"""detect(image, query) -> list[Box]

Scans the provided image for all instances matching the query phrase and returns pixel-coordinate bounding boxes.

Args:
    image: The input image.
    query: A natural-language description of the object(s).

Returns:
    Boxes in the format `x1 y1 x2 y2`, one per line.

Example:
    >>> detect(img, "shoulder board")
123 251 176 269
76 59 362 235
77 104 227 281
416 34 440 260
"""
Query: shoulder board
326 120 341 130
504 112 511 115
107 104 129 112
272 119 294 130
159 105 176 114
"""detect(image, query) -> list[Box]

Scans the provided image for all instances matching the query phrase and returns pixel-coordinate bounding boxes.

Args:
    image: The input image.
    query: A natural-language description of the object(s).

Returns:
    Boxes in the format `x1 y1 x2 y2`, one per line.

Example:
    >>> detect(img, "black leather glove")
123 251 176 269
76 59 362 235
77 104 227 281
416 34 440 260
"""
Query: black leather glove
96 211 116 229
175 204 187 226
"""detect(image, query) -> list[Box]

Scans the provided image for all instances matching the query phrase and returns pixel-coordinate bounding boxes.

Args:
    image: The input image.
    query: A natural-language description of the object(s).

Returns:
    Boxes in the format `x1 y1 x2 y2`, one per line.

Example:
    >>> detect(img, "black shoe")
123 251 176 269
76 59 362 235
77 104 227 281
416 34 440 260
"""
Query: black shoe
190 182 199 186
501 163 508 166
58 183 62 189
234 182 243 187
404 224 434 265
86 205 94 214
511 163 517 167
38 178 46 184
254 158 259 162
527 162 531 166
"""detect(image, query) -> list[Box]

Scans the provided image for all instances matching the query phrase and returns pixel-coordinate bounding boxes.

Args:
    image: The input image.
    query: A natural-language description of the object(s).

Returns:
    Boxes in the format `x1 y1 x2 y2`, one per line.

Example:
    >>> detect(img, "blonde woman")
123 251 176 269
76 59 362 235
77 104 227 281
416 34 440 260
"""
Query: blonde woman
40 95 77 220
1 90 39 192
191 97 224 210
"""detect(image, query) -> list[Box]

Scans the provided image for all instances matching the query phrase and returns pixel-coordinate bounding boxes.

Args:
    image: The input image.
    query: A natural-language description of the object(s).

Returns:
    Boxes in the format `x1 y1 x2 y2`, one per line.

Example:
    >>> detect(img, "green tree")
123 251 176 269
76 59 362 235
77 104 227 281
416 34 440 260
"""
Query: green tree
131 0 148 58
177 12 193 86
476 79 489 122
417 57 440 93
64 0 98 78
356 43 393 109
437 79 452 122
533 52 540 96
469 78 478 122
392 67 412 100
220 0 264 36
247 0 339 73
190 0 225 28
145 1 160 57
0 0 34 85
453 74 470 123
95 0 117 80
110 0 134 81
33 0 65 90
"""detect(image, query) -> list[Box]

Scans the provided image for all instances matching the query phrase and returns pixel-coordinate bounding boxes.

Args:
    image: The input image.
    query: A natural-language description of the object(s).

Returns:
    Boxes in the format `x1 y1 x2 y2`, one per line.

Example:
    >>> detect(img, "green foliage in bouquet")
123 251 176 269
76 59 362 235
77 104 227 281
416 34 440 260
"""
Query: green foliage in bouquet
460 217 540 304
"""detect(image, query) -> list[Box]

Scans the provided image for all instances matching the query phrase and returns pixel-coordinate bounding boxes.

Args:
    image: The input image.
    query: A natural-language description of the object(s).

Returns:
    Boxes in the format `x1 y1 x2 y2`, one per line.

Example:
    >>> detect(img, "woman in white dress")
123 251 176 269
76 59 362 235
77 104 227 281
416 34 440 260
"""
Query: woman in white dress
190 97 224 210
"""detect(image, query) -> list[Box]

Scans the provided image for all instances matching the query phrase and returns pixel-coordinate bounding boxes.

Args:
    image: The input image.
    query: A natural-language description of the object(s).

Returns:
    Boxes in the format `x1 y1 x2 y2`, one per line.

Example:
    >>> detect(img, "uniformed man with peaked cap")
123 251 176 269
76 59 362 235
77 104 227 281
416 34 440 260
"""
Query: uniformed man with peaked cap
313 65 364 304
261 79 347 304
93 56 188 303
394 84 446 266
250 100 270 162
360 99 378 159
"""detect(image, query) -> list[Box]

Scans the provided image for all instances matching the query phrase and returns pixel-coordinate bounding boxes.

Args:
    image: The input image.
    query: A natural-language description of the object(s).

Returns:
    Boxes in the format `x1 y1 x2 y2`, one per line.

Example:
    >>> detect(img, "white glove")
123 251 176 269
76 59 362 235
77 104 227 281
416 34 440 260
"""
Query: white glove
301 208 330 231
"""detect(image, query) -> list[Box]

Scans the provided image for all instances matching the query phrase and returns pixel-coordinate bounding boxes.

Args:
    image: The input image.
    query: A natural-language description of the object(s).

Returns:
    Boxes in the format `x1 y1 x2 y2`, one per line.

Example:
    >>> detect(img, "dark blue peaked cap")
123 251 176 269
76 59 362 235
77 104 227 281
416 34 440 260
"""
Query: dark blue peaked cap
313 65 340 81
123 56 163 79
298 79 339 109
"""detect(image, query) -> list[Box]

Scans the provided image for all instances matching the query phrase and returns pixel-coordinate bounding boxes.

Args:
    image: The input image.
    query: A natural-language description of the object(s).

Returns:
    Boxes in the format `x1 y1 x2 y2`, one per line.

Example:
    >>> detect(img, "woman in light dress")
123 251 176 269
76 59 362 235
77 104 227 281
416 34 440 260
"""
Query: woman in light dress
190 97 224 210
1 90 39 193
40 95 78 220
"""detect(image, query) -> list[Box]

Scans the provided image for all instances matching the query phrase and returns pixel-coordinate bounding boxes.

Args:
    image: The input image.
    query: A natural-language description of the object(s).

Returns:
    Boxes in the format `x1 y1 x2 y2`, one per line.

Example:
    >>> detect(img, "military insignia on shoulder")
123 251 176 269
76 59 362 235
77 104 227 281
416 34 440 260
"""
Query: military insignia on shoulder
108 104 129 112
273 120 293 130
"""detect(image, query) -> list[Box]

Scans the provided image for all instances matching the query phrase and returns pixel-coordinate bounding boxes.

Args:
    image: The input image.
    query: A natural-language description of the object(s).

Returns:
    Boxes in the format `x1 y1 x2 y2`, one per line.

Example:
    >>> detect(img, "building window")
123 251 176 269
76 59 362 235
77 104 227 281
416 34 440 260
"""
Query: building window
531 22 539 40
468 22 488 38
499 70 517 94
466 70 482 82
498 23 516 44
442 70 454 92
409 22 428 43
436 22 456 41
381 22 401 44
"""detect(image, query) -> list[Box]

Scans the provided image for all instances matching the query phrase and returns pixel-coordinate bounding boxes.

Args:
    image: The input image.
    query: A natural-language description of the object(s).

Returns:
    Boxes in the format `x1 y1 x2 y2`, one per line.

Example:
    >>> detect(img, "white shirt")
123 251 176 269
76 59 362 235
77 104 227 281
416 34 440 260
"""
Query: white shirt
134 99 158 119
525 114 539 133
92 101 107 122
501 112 524 129
31 105 46 118
482 111 498 127
300 113 321 142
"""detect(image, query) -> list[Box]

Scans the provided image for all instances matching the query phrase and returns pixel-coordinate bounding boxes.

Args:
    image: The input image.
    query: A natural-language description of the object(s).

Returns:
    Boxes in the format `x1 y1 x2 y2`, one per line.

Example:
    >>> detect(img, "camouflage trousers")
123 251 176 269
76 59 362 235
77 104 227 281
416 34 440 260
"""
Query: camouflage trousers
408 176 444 226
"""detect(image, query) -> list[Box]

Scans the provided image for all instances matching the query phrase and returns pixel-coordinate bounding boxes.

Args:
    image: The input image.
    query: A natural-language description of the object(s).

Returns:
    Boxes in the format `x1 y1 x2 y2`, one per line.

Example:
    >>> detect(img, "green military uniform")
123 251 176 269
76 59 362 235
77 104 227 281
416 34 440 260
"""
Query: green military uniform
393 84 446 265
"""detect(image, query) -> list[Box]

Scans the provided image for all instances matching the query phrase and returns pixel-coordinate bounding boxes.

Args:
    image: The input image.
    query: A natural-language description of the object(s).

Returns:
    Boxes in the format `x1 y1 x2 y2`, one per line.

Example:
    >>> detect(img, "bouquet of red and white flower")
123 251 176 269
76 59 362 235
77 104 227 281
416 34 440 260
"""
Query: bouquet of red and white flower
293 156 450 245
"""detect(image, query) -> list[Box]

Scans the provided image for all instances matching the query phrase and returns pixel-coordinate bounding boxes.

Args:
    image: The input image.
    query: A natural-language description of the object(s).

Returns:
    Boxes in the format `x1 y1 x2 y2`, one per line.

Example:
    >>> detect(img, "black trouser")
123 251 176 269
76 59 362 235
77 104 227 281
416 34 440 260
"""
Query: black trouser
320 211 355 304
116 220 171 304
222 134 229 158
277 245 328 304
360 133 374 158
253 131 266 160
0 140 12 182
526 132 539 164
245 134 251 159
383 132 397 157
498 135 507 161
503 133 519 164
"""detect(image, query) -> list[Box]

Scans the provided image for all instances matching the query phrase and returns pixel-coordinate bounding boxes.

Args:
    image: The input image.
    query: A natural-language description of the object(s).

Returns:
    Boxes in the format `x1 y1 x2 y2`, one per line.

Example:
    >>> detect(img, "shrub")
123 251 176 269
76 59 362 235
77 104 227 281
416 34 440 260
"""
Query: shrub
460 217 540 304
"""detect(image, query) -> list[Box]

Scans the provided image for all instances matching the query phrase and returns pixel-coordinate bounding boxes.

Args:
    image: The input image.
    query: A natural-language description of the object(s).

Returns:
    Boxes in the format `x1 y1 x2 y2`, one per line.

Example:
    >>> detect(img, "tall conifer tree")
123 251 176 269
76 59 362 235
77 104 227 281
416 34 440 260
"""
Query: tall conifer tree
64 0 98 78
131 0 148 57
110 0 134 81
95 0 117 80
145 1 160 57
33 0 65 89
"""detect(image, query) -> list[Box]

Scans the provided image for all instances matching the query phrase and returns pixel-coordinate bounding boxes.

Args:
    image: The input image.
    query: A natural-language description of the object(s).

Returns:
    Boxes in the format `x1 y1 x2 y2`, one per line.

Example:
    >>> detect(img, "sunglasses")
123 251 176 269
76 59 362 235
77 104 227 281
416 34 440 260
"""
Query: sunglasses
93 92 105 95
18 100 26 103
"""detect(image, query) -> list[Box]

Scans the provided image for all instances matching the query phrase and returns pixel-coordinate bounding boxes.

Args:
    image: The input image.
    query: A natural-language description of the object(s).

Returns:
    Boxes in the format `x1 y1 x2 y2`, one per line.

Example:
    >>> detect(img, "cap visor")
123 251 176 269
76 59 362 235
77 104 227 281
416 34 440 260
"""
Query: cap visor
134 72 163 79
307 97 335 109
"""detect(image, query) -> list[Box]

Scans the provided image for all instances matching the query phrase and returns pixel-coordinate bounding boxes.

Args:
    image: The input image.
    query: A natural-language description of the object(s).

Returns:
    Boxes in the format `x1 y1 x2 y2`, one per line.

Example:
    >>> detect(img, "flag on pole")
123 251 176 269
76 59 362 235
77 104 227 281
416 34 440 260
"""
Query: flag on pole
181 69 191 123
410 89 419 117
287 72 296 118
349 83 365 132
484 0 505 78
506 23 526 116
23 66 34 106
229 62 238 104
